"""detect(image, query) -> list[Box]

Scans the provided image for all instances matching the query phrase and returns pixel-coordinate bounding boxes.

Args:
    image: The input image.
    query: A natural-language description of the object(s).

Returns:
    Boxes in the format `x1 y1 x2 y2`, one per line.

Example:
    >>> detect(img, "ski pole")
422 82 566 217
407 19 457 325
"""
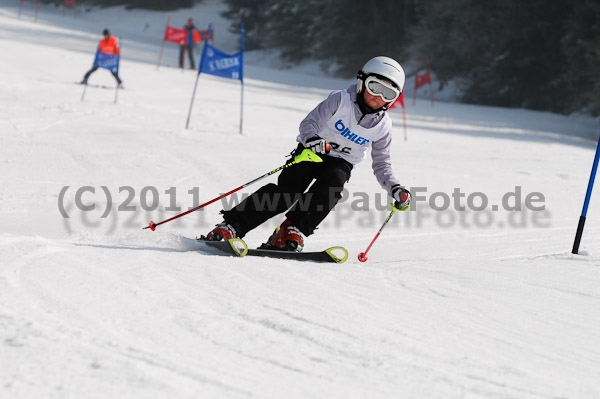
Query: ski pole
358 202 403 262
144 149 324 231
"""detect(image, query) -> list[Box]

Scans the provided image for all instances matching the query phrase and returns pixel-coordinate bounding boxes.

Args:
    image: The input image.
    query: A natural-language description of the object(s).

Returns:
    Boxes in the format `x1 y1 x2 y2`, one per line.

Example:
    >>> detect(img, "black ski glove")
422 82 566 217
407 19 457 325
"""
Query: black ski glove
391 184 411 211
305 136 330 155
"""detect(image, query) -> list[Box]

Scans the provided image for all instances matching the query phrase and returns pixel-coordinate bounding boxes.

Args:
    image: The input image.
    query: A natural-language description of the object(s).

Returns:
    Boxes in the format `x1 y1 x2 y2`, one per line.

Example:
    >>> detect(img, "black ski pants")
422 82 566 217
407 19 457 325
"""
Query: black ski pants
222 146 353 238
179 45 195 69
83 67 122 84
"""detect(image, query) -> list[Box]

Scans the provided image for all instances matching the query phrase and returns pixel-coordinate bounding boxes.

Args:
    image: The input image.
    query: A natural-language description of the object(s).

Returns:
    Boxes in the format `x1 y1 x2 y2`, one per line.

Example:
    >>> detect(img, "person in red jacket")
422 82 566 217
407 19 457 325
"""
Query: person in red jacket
179 18 200 69
81 29 123 87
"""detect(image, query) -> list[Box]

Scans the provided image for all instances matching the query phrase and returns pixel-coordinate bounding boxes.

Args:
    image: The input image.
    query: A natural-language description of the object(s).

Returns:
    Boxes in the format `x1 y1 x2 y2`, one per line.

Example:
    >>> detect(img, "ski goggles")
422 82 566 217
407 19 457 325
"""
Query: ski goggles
365 75 400 102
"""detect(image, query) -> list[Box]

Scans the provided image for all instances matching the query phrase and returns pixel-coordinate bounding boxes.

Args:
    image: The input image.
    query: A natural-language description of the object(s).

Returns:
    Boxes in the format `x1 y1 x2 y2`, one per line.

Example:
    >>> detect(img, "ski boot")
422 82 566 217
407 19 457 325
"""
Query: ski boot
261 219 304 252
202 222 238 241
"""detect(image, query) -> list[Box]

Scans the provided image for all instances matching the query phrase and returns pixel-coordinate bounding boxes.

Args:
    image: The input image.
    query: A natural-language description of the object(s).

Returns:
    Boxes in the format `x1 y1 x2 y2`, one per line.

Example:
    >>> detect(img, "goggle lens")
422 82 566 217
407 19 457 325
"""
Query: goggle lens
365 76 400 102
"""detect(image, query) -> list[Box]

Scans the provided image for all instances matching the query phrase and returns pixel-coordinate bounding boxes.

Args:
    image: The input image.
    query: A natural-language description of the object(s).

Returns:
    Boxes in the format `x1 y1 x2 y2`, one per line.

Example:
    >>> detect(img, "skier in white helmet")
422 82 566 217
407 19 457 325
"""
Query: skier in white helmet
204 56 412 251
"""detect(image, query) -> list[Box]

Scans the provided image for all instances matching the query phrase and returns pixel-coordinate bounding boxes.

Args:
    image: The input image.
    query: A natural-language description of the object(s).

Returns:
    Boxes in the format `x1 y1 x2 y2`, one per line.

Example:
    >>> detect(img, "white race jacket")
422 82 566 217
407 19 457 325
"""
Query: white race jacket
297 85 401 191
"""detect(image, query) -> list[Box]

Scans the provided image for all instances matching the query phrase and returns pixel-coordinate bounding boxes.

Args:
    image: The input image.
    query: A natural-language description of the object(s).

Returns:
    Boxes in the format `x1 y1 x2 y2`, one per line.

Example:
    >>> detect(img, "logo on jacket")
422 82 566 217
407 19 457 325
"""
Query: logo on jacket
334 120 370 146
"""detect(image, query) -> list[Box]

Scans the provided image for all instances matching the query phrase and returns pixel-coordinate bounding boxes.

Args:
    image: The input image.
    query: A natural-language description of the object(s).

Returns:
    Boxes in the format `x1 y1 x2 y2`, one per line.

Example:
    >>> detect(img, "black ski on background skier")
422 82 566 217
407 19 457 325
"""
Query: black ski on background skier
204 56 412 251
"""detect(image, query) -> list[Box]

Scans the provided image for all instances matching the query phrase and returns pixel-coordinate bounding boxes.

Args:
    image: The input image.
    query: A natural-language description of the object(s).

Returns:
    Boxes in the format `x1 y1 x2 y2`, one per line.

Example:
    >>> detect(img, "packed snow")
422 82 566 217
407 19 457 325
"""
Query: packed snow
1 1 600 398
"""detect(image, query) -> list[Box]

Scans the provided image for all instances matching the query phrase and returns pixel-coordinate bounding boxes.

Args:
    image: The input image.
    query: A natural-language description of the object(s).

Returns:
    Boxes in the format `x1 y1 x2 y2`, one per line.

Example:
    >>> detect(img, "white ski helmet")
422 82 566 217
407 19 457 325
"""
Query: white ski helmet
357 56 406 100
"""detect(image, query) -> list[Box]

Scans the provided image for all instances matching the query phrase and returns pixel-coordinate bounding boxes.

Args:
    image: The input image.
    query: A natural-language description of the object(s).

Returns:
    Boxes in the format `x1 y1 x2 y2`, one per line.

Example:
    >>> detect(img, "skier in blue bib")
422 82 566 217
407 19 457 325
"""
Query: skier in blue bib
205 56 412 251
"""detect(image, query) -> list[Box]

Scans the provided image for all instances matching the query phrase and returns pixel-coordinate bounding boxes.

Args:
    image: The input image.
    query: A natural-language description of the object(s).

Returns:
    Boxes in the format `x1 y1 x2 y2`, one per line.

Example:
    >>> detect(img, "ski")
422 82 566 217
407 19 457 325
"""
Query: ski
75 82 123 90
194 237 347 263
195 238 248 257
246 246 348 264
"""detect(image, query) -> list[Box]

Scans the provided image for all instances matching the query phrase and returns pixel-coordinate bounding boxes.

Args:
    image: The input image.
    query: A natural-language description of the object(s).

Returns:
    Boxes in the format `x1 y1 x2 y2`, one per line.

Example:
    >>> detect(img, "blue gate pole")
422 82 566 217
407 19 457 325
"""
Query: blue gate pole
185 24 212 129
239 22 245 135
572 135 600 254
114 38 122 104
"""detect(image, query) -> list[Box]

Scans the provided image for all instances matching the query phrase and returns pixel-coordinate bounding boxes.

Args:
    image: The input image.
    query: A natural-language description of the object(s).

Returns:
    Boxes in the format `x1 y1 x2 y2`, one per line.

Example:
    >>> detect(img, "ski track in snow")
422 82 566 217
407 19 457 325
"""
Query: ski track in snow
3 232 600 398
1 1 600 398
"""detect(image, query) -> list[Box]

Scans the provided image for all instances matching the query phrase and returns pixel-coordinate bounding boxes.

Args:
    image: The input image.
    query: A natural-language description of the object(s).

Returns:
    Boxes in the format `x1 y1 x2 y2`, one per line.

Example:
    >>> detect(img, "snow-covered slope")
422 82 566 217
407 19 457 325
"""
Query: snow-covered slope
1 1 600 398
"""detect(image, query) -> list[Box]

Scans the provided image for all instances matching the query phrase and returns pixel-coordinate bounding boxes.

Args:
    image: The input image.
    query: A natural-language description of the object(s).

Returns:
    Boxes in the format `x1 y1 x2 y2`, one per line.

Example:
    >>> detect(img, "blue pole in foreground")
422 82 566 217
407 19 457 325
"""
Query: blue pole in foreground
239 22 244 135
572 135 600 254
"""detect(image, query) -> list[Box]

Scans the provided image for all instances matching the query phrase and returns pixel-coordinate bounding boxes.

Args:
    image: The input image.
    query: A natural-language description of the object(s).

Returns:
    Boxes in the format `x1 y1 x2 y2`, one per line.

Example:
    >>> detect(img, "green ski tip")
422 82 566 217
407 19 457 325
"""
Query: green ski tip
325 246 348 263
228 238 248 257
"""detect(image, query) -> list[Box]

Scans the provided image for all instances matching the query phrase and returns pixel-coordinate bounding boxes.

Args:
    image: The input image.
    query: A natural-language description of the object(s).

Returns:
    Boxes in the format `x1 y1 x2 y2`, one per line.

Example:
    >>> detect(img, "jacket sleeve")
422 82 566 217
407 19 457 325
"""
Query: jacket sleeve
371 119 401 192
297 90 341 145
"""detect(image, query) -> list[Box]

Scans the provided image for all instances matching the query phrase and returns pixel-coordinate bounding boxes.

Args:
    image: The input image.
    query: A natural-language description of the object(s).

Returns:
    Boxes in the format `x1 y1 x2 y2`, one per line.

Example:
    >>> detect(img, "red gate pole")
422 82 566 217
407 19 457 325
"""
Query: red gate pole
402 97 408 141
412 51 419 106
426 54 434 108
156 15 170 70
